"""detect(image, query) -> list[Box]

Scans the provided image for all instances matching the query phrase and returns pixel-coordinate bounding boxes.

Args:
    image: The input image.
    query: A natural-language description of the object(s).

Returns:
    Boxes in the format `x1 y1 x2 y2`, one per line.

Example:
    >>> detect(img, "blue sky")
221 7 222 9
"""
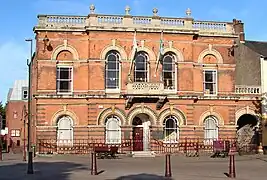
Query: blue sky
0 0 267 103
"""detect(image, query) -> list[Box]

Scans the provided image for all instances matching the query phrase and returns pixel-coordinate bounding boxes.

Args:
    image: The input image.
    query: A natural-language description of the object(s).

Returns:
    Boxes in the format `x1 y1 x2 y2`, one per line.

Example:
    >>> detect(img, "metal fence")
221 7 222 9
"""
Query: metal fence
37 137 258 156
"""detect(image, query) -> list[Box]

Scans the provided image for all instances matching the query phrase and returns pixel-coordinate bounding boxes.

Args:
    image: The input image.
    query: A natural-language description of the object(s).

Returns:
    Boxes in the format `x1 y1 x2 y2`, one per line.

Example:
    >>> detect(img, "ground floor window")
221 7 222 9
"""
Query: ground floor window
163 116 179 143
204 115 218 144
105 115 121 144
57 115 73 146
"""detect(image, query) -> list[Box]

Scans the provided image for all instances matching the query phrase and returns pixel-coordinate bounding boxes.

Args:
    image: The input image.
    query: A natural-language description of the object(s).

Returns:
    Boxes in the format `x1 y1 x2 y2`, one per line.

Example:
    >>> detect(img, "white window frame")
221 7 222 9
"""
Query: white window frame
56 66 73 94
163 116 179 143
11 129 20 137
105 51 121 93
134 51 149 82
105 116 121 144
204 116 219 144
162 52 177 92
57 116 74 146
203 69 217 96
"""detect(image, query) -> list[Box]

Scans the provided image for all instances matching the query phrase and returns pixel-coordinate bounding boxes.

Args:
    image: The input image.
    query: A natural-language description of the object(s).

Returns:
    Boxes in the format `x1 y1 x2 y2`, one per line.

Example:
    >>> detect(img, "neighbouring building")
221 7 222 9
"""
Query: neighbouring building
6 80 28 151
31 5 261 155
235 40 267 153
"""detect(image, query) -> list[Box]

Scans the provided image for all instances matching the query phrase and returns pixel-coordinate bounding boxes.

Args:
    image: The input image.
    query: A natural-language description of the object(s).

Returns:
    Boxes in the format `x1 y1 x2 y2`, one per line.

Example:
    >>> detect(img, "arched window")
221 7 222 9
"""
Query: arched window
134 51 149 82
163 116 179 143
204 116 218 142
105 115 121 144
162 52 176 90
57 116 73 146
105 50 120 89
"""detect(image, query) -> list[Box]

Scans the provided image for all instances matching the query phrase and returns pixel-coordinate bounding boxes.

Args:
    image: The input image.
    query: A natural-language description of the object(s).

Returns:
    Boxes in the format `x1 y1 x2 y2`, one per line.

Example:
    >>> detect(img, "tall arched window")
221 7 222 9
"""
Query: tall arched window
163 116 179 143
105 50 120 89
162 52 176 90
105 115 121 144
204 116 218 142
57 115 73 146
134 51 149 82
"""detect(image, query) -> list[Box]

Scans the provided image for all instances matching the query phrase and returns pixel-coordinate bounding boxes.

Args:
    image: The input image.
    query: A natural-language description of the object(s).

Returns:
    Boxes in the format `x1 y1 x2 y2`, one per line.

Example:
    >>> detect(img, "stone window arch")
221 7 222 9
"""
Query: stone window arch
105 50 120 89
198 48 223 64
105 115 121 144
100 45 127 61
51 44 79 60
57 115 74 146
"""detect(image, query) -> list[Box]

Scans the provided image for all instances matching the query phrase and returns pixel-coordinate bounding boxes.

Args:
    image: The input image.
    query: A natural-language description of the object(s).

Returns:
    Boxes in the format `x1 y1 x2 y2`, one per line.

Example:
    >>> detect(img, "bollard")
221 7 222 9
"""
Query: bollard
165 153 172 178
27 151 34 174
0 143 2 161
228 153 236 178
91 152 97 175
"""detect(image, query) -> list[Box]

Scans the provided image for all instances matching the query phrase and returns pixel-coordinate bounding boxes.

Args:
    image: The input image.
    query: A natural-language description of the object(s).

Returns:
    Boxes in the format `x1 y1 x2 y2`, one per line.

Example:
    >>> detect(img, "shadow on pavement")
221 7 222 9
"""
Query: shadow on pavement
0 161 88 180
113 173 173 180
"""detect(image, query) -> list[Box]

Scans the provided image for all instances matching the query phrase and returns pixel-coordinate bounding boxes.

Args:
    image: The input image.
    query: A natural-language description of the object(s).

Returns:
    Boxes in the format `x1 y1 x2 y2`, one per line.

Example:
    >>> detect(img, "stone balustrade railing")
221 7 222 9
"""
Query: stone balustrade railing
36 14 235 35
127 82 164 95
235 85 261 94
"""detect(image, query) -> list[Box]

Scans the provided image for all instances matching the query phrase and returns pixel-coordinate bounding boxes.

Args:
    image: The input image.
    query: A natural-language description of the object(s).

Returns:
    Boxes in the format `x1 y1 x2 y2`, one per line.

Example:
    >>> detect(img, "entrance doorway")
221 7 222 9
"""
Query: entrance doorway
237 114 258 153
132 114 151 151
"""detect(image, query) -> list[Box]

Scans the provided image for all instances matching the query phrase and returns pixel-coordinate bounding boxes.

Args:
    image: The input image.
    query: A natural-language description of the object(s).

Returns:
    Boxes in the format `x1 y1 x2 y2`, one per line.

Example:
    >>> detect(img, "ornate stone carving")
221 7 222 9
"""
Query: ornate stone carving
90 4 95 14
125 5 130 15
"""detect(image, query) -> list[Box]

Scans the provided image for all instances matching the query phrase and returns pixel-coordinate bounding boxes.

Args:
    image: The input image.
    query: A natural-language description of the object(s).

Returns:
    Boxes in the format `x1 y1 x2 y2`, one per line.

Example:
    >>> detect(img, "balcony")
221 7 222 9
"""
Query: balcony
235 85 261 94
127 82 164 95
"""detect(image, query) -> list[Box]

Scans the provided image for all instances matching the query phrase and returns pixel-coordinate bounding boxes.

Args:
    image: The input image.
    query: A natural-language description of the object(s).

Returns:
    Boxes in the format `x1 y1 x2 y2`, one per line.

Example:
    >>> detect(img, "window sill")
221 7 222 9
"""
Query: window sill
163 141 179 144
105 89 120 94
56 92 73 95
204 93 217 96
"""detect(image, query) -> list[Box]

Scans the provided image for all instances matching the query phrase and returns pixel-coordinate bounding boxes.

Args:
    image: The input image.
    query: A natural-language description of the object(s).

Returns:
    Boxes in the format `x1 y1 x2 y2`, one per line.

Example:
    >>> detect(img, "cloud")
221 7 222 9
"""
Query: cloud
0 41 28 103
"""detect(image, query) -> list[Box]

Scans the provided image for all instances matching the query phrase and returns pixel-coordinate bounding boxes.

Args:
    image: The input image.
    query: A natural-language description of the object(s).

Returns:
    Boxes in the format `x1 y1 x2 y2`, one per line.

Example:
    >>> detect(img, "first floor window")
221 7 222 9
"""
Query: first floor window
11 129 20 137
204 116 218 144
204 70 217 95
163 116 179 143
56 67 73 93
105 116 121 144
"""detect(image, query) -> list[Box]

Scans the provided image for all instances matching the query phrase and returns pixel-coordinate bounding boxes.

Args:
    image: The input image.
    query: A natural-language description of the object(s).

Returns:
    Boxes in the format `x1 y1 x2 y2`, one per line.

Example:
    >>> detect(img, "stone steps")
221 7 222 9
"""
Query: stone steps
131 151 156 158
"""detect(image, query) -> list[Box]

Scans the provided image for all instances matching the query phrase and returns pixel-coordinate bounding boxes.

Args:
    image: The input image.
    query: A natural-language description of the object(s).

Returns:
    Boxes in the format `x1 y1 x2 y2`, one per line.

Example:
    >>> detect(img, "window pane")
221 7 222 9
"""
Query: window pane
163 56 173 64
59 81 70 92
58 68 71 79
107 61 117 69
205 71 213 82
135 72 146 82
107 54 117 62
205 83 214 94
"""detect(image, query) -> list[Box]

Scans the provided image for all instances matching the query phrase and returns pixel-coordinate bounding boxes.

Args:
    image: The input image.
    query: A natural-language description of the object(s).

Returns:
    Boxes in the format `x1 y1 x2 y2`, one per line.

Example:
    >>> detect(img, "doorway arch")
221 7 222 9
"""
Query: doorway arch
236 114 258 152
132 113 152 151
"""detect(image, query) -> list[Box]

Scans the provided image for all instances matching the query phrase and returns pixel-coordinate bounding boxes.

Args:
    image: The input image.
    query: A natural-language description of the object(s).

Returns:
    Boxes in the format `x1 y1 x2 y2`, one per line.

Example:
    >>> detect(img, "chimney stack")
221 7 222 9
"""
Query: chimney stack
233 19 245 43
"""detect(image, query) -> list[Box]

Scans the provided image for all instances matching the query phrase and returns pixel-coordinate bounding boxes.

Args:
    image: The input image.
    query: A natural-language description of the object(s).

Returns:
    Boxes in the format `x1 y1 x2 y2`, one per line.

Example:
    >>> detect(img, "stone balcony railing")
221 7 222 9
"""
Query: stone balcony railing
235 85 261 94
127 82 164 95
35 6 235 35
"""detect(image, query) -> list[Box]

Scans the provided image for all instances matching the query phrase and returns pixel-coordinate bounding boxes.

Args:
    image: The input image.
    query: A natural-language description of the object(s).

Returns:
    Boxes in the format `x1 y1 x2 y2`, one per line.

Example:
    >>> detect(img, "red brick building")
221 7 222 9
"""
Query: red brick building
6 80 28 151
32 6 260 154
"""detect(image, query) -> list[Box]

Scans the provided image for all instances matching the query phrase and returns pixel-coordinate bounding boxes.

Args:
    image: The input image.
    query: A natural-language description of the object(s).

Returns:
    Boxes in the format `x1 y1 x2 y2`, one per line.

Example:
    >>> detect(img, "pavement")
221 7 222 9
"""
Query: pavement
0 153 267 180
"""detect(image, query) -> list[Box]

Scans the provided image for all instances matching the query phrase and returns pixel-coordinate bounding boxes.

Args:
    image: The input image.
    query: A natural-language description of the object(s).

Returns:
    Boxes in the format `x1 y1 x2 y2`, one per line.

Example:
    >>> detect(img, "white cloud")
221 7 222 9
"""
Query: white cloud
0 41 28 103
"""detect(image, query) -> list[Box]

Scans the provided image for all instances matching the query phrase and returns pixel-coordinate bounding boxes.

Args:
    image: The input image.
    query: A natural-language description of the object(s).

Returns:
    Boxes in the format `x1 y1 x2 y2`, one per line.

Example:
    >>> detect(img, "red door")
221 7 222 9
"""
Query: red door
133 127 143 151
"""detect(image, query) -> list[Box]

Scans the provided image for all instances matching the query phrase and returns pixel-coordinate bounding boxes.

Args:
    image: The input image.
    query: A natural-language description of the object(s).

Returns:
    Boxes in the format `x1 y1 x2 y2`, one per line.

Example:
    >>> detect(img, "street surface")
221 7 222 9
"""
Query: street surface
0 153 267 180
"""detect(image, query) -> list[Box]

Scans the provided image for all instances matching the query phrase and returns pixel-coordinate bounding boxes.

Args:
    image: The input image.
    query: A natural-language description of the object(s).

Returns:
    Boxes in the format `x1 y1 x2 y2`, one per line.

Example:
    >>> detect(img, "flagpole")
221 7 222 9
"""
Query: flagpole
128 29 137 82
155 30 164 76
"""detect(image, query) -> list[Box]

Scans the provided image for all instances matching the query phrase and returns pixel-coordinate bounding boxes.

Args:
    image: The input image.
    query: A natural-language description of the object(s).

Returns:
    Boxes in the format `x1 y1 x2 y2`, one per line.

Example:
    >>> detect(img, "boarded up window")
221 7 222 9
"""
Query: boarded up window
203 54 217 64
56 50 73 60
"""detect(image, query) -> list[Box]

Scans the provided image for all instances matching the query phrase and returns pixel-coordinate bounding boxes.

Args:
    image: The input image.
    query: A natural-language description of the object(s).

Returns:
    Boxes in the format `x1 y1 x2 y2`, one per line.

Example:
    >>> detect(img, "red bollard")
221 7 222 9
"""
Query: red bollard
165 153 172 178
91 152 97 175
0 144 2 161
228 153 236 178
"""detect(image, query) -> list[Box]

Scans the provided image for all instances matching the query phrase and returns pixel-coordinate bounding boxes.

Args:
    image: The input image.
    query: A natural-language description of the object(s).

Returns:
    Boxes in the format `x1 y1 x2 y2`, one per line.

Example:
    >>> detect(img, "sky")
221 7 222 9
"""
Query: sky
0 0 267 103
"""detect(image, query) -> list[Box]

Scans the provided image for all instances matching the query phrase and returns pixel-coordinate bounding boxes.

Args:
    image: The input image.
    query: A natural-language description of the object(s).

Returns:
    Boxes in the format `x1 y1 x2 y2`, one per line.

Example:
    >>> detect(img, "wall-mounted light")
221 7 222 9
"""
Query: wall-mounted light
43 35 52 52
